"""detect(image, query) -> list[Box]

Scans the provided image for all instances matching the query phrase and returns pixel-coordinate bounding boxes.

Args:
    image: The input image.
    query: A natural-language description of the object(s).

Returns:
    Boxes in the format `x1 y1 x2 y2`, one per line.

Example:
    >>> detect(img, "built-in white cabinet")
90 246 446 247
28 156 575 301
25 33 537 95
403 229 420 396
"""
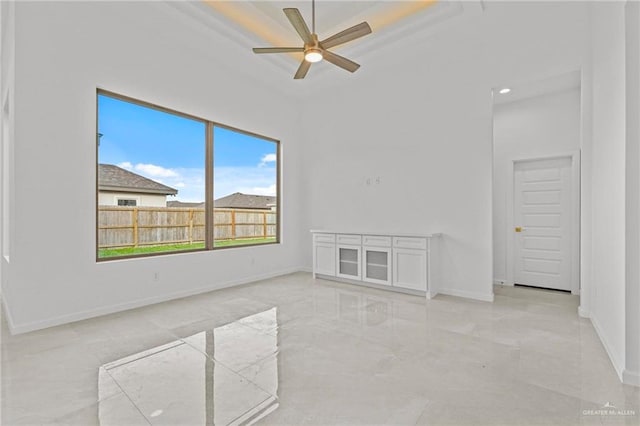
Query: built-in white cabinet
392 236 429 292
392 247 427 291
311 231 441 299
313 233 336 276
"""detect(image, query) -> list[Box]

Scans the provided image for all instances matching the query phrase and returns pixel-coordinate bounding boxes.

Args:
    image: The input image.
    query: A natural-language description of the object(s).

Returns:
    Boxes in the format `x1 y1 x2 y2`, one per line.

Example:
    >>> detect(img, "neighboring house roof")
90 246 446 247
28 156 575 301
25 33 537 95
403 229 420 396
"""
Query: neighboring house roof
98 164 178 196
166 193 276 209
167 201 205 208
214 192 276 209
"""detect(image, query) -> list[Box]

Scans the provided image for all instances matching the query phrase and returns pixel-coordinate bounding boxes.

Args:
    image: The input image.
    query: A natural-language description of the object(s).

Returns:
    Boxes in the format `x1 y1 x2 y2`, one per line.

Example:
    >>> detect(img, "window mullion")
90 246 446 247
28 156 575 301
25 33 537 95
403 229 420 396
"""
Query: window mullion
205 121 214 250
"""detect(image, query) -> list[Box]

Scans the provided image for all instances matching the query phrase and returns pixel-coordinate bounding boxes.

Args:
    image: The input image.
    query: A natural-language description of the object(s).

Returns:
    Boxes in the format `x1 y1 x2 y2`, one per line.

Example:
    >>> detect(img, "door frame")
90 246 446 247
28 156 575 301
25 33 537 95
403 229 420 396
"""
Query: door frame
505 151 581 294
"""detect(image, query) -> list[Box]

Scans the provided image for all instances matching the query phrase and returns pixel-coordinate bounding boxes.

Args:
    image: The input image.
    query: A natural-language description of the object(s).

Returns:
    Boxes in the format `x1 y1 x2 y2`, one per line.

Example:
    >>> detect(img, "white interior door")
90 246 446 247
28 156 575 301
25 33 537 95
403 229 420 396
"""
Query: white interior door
514 157 573 291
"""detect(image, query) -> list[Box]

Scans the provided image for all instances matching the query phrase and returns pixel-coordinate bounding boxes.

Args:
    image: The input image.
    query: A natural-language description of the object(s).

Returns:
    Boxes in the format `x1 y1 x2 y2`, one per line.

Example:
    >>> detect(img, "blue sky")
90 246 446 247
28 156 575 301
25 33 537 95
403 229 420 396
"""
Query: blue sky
98 94 277 201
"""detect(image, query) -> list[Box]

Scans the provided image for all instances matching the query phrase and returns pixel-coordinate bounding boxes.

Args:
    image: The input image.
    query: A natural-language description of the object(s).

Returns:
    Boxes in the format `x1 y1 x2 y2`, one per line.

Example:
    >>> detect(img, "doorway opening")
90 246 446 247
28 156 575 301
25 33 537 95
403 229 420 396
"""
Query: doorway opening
492 71 581 295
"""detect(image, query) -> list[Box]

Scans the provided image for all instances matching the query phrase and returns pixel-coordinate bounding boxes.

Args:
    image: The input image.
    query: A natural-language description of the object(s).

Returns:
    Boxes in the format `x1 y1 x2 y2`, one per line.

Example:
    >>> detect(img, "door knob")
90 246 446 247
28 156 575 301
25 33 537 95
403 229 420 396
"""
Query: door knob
515 226 523 232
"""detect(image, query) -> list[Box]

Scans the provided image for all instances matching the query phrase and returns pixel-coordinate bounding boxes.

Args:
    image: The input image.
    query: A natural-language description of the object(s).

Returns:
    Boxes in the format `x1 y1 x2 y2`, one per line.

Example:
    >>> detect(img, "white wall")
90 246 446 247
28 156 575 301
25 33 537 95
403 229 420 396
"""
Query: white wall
589 1 627 379
492 88 581 284
587 0 640 387
0 0 3 300
624 0 640 386
2 1 305 333
300 2 589 302
98 192 168 208
1 0 15 300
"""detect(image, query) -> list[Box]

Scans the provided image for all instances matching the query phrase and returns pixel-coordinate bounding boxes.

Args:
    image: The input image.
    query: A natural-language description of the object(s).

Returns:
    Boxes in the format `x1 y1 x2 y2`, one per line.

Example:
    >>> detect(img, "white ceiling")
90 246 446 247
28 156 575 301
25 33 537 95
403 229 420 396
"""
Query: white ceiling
203 1 446 47
168 1 476 81
165 1 580 102
493 70 581 105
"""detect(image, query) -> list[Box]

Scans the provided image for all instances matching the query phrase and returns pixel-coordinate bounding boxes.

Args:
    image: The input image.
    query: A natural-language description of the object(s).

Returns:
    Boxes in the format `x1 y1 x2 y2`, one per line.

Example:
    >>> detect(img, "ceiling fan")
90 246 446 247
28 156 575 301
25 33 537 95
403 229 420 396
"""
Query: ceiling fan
252 0 372 79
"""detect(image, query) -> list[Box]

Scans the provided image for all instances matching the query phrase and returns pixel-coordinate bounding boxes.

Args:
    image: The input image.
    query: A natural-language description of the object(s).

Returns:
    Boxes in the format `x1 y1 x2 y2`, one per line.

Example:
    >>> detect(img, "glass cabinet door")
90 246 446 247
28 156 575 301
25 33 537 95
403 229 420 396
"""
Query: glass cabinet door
337 246 361 279
363 247 391 285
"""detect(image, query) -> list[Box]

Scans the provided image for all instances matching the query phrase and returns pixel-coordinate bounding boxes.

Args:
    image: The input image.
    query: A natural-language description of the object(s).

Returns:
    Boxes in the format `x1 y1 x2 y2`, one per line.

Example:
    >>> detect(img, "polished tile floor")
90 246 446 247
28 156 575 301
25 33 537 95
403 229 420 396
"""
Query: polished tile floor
1 272 639 425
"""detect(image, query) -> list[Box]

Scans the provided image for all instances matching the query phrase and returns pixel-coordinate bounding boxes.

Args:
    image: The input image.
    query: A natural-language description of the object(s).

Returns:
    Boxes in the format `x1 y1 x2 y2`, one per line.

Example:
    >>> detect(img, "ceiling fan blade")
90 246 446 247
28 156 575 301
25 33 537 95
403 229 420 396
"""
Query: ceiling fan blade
320 22 372 49
294 60 312 80
253 47 304 54
284 8 313 45
322 50 360 73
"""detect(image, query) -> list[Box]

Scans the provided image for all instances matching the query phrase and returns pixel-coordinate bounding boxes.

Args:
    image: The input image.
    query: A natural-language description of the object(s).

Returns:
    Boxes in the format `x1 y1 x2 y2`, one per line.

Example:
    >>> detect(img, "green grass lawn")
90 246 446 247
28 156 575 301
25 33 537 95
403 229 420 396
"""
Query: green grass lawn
214 237 276 248
98 238 276 258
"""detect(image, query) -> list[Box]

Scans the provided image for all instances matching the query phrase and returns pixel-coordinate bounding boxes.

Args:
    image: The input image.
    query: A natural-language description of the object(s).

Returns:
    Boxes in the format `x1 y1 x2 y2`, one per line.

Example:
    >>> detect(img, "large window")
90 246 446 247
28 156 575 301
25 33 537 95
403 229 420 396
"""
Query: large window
213 126 278 247
96 90 279 260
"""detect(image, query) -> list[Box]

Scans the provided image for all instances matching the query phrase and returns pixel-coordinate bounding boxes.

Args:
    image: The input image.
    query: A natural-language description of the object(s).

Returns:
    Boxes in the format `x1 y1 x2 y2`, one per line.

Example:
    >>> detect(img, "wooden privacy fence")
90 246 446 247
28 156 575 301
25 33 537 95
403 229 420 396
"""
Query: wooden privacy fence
98 206 276 249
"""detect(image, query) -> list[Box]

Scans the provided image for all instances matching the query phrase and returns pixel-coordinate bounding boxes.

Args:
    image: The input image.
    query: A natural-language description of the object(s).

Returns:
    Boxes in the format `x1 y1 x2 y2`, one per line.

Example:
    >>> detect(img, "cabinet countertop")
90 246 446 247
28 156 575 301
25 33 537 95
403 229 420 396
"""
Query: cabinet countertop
310 230 442 238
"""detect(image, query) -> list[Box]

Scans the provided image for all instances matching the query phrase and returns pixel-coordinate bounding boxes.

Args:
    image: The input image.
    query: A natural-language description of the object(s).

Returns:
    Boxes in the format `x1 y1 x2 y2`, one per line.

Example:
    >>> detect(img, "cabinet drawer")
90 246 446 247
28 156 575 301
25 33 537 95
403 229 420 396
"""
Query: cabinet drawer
337 234 362 245
362 235 391 247
393 236 427 250
313 233 335 243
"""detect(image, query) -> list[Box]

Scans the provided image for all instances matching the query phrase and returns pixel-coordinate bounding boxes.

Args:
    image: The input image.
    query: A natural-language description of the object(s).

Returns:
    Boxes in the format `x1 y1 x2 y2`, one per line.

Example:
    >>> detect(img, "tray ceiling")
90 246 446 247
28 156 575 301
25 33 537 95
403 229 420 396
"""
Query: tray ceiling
204 1 439 49
166 1 479 89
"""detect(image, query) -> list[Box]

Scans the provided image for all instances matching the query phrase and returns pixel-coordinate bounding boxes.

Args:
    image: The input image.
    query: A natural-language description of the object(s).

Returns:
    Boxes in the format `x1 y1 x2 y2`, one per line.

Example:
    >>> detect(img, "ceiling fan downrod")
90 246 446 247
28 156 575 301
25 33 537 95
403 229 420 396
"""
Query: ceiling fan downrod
312 0 316 35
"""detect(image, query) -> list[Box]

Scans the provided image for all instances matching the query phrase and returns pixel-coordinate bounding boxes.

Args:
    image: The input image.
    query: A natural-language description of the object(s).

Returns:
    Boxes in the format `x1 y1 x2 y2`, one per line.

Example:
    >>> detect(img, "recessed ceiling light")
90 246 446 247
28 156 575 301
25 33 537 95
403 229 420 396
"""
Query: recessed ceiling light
499 88 511 94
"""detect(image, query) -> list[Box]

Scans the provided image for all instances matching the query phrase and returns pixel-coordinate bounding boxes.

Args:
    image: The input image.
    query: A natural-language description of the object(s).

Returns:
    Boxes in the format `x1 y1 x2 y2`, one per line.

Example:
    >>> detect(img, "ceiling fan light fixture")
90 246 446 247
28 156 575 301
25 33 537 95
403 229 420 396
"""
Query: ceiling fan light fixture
252 0 372 79
304 48 323 63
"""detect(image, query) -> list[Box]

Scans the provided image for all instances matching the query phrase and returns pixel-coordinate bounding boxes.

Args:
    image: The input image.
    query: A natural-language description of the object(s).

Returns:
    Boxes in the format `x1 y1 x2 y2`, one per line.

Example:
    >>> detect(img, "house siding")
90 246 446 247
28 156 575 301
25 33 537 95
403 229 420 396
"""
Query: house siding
98 192 168 207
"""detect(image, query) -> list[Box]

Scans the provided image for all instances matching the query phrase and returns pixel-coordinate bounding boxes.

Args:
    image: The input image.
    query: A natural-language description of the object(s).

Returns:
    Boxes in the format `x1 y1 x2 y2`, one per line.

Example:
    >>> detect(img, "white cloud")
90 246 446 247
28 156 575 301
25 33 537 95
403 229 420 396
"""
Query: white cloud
163 168 206 202
116 162 204 201
249 184 277 196
115 162 276 202
117 161 133 170
259 153 277 167
134 163 179 178
214 166 277 199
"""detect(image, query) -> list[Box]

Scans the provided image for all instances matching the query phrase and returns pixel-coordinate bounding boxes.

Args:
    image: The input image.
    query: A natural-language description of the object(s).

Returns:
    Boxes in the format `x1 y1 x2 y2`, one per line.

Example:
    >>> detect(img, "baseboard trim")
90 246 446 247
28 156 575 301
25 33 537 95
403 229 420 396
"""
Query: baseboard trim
578 306 590 318
314 274 427 297
590 314 625 382
1 292 16 334
437 288 495 302
622 369 640 387
6 267 306 335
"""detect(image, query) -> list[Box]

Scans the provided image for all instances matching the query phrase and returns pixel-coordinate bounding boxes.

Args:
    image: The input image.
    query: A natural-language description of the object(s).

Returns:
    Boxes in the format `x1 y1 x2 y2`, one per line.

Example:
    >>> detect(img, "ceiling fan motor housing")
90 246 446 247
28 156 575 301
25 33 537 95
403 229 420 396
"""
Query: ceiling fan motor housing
304 34 323 63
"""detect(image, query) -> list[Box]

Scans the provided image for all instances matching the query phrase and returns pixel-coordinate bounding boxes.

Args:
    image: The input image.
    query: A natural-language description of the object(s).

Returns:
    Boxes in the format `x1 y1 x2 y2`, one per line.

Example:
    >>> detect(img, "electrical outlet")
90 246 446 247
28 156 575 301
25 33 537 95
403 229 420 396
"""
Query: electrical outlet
153 272 160 282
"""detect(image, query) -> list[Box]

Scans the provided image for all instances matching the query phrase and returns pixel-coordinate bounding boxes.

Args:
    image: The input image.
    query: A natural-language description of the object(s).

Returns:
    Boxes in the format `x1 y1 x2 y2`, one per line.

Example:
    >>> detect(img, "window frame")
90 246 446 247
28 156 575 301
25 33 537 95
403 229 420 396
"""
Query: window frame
115 197 139 207
95 89 281 262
